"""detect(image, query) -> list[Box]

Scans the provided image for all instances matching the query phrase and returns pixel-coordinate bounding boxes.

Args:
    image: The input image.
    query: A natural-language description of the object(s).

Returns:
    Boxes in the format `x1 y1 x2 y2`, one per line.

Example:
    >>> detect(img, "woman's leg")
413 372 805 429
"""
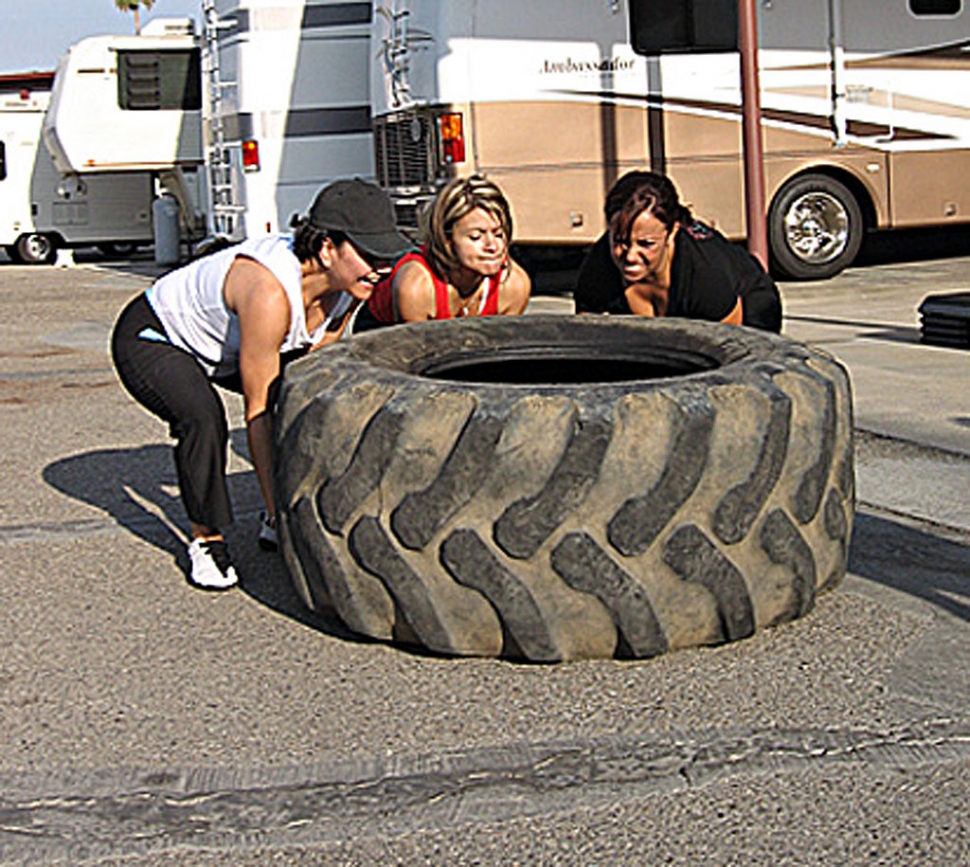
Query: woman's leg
111 294 233 530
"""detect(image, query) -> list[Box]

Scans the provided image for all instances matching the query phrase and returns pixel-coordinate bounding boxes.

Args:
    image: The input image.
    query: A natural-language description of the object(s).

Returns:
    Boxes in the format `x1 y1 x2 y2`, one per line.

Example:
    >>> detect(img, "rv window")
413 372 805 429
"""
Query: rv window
628 0 738 54
117 49 202 111
0 141 5 181
910 0 961 13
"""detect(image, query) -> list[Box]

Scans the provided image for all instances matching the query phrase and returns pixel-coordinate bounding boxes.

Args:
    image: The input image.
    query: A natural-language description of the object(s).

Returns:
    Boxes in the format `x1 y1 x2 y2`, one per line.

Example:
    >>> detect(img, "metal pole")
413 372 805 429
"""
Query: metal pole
739 0 768 269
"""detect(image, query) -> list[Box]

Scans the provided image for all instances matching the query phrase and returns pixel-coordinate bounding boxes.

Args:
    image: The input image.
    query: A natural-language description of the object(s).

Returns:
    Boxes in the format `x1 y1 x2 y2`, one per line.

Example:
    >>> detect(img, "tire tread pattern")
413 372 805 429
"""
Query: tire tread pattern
607 396 715 557
275 318 854 661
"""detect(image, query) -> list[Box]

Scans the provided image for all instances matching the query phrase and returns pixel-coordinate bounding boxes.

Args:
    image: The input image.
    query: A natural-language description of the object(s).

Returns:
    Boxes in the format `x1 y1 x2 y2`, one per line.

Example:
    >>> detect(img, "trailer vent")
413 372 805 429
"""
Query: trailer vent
117 49 202 111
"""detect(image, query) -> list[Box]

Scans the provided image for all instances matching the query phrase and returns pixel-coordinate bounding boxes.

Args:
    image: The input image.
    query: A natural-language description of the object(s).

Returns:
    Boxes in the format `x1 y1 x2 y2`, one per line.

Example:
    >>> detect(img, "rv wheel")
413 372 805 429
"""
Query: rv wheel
274 316 854 662
14 233 57 266
769 174 864 280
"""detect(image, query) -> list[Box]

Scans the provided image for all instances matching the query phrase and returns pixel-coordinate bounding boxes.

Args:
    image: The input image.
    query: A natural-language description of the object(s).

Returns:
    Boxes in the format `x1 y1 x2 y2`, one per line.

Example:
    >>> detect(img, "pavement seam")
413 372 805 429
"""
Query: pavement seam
0 720 966 864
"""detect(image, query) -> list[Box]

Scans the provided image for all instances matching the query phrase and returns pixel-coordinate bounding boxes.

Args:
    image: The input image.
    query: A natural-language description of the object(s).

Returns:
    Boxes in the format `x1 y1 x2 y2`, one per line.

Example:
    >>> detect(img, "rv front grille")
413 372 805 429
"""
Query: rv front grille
374 111 438 189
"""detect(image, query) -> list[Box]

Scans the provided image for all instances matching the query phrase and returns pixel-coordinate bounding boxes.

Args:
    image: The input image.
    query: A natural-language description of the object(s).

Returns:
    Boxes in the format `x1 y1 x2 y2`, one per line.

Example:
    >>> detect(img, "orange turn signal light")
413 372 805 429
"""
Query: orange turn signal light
242 139 260 172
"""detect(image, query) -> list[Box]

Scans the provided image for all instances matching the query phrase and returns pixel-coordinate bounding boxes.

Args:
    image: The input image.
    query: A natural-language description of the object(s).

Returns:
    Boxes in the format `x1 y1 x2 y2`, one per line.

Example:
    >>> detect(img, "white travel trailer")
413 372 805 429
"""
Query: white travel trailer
42 5 375 248
43 17 207 252
370 0 970 279
0 73 155 264
202 0 375 239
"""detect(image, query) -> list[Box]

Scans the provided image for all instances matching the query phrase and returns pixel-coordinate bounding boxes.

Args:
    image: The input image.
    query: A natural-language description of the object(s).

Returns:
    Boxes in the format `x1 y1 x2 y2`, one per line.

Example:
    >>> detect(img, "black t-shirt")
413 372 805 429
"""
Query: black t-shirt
574 221 782 332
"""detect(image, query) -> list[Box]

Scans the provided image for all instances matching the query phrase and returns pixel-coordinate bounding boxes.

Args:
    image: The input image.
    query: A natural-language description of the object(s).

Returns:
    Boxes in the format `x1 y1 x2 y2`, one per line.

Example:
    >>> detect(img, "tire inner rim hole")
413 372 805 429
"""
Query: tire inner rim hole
418 348 721 385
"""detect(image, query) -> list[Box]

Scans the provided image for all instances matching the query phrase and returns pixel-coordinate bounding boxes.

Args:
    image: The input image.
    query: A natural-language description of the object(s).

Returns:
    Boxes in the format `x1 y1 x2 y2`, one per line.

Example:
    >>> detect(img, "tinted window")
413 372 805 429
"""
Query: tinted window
117 49 201 111
629 0 738 54
910 0 961 14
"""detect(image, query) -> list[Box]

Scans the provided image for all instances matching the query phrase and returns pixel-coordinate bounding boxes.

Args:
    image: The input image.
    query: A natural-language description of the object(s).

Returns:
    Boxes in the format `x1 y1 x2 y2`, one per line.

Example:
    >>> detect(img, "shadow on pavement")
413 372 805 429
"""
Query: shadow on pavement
856 223 970 268
849 511 970 623
42 440 365 643
238 555 372 647
43 441 260 567
782 315 921 345
43 444 187 554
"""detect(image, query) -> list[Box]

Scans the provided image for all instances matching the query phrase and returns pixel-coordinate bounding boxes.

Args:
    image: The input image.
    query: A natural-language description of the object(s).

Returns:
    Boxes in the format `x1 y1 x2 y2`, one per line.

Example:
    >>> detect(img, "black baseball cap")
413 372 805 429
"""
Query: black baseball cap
308 178 411 263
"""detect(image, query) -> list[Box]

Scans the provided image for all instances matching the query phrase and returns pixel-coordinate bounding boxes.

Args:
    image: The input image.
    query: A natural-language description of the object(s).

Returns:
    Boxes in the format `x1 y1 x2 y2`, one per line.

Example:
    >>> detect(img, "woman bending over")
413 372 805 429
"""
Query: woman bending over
574 171 782 332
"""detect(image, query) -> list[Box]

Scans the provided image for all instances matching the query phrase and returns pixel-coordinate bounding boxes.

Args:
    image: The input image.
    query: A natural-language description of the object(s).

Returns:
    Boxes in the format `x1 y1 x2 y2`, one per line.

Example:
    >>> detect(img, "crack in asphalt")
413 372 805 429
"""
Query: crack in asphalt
0 719 966 863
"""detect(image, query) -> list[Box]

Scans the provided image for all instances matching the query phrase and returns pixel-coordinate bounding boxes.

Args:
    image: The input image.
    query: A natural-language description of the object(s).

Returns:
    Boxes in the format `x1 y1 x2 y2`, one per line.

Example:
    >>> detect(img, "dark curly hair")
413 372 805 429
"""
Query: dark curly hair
289 213 348 265
605 171 693 245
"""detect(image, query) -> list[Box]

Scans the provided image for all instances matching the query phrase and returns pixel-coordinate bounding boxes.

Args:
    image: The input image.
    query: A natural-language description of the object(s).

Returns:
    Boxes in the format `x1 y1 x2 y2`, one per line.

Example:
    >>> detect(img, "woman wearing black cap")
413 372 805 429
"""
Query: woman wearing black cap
110 178 410 590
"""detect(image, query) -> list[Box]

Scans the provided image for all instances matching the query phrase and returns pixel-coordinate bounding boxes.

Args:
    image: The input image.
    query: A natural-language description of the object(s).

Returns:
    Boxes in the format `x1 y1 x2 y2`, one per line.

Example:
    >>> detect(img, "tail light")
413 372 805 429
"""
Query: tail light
242 139 260 172
438 112 465 164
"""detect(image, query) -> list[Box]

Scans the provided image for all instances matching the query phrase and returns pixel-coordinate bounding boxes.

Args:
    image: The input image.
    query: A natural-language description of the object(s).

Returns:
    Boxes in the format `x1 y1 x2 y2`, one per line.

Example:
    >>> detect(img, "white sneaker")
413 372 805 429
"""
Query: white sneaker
187 538 238 590
258 511 278 552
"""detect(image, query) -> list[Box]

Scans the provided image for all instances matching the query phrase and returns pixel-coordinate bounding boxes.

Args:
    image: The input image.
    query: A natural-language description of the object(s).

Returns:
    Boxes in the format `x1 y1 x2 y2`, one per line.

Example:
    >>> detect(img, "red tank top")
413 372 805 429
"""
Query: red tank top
367 249 502 323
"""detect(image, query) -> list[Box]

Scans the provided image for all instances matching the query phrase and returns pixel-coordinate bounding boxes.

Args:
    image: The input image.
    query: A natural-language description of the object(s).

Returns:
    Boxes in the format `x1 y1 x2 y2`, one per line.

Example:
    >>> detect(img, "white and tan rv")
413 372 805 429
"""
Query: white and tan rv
370 0 970 279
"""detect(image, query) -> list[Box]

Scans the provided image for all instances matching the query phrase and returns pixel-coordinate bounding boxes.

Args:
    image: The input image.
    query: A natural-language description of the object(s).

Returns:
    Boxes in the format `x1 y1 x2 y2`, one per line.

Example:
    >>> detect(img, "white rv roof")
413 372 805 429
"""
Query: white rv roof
44 26 202 173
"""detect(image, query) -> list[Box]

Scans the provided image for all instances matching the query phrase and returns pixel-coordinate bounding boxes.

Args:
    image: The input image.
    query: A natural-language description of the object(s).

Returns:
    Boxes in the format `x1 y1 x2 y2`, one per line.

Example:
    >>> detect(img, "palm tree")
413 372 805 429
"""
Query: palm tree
114 0 156 35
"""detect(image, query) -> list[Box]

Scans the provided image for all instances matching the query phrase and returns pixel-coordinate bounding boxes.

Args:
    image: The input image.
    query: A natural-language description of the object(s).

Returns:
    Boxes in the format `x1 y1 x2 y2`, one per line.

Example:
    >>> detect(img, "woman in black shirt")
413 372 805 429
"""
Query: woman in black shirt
574 171 782 332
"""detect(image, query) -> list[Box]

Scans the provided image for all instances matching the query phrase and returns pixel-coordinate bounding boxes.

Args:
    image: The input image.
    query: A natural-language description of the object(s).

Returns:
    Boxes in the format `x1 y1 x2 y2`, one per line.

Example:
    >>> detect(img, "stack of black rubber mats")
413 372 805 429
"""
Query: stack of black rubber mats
919 292 970 349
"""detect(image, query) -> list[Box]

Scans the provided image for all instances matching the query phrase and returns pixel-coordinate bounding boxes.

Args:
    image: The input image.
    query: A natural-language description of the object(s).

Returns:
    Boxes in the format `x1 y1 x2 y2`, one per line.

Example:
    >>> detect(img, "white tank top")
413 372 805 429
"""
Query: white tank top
146 234 351 378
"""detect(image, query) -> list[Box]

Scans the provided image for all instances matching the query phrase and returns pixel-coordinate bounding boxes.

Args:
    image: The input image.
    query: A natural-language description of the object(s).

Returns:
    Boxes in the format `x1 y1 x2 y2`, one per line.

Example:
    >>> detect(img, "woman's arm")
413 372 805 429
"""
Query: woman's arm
223 258 291 521
498 259 532 315
672 227 748 325
720 296 744 325
393 260 437 322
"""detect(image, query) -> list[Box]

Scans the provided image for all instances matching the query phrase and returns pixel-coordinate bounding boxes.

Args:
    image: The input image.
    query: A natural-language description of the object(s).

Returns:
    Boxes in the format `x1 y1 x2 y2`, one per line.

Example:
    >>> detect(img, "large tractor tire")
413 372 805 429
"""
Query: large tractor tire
273 316 854 661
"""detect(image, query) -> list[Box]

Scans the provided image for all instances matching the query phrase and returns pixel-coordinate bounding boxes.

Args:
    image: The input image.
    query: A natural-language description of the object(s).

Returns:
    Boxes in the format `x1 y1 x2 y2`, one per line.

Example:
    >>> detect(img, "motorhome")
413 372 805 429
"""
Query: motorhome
370 0 970 279
202 0 375 239
0 72 155 264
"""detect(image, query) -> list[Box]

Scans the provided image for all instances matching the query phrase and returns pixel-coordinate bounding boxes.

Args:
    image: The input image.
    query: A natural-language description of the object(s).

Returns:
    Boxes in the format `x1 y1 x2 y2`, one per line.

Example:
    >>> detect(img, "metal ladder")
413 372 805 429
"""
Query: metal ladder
377 0 413 109
201 0 243 238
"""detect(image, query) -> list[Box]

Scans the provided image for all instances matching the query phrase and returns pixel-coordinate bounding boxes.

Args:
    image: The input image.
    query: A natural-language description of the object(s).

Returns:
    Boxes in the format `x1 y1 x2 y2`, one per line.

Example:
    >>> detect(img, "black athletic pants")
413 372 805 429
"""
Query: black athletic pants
111 293 234 530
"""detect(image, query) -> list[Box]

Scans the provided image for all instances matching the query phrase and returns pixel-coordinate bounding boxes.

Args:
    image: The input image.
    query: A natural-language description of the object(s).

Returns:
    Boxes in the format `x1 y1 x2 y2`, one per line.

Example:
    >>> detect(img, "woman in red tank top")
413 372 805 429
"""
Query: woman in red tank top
356 175 531 331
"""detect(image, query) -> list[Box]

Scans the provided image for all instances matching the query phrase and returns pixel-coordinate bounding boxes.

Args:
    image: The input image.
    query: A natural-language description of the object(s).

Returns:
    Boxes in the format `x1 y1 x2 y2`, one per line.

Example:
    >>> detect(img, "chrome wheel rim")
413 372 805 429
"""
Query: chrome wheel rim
783 192 849 265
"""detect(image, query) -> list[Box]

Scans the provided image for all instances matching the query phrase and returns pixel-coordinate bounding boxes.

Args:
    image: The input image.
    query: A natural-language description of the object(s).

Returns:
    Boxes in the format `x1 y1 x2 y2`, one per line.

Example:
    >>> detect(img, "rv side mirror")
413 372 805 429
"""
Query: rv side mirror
628 0 739 54
0 141 6 181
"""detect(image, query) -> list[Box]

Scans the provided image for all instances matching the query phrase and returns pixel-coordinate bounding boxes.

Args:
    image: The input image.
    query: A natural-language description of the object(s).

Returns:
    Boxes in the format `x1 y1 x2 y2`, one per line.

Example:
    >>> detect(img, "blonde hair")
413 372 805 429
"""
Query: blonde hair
424 175 514 275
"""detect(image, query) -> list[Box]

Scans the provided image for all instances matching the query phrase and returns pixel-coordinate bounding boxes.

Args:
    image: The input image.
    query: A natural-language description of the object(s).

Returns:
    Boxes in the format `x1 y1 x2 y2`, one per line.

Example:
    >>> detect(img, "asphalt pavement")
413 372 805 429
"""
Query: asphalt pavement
0 245 967 865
